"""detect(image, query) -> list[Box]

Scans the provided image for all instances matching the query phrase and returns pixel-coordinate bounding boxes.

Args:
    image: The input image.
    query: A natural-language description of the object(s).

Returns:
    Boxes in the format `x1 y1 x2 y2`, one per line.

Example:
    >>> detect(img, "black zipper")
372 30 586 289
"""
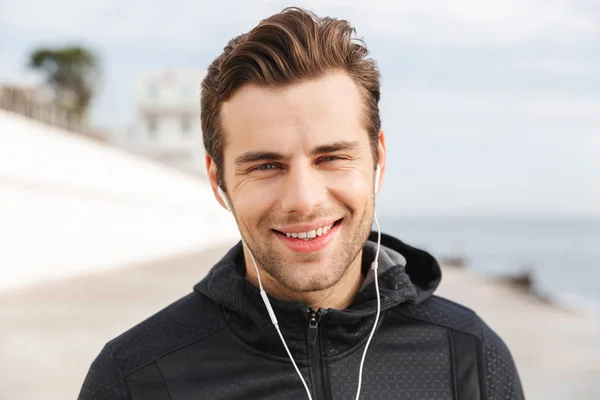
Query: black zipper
307 308 328 400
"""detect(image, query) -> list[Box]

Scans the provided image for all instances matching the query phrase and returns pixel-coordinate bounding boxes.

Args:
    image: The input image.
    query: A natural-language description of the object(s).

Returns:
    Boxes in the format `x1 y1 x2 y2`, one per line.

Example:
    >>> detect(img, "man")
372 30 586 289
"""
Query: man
79 7 523 400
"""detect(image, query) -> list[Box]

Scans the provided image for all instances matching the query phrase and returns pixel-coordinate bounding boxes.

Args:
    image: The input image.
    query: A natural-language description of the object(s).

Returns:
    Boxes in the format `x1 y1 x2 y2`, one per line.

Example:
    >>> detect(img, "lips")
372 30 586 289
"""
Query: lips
274 219 342 240
273 219 342 253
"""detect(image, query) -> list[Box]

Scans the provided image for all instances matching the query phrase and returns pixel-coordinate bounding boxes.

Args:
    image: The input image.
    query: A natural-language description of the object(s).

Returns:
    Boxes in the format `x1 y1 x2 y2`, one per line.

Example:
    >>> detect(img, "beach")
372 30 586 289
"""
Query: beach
1 239 598 400
0 244 234 400
437 265 600 399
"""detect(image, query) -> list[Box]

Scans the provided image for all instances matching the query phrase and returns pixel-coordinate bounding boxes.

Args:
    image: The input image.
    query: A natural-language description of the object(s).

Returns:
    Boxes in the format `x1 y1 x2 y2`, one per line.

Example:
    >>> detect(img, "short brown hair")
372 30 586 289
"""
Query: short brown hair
201 7 381 188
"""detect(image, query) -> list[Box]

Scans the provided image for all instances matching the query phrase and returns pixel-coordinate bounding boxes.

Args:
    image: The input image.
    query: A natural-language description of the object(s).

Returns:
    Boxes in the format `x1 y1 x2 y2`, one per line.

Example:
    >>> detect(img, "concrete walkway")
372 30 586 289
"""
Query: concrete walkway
0 243 233 400
1 240 598 399
436 267 600 400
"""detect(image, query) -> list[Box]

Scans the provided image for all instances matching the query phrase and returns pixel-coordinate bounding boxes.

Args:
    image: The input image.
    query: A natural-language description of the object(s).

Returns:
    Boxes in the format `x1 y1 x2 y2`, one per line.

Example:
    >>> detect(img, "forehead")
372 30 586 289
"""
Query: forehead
220 72 367 156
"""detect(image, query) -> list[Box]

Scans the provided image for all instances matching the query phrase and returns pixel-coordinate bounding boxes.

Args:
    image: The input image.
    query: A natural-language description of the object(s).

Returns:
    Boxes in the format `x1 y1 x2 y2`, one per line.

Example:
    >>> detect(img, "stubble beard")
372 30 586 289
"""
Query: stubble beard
241 205 374 293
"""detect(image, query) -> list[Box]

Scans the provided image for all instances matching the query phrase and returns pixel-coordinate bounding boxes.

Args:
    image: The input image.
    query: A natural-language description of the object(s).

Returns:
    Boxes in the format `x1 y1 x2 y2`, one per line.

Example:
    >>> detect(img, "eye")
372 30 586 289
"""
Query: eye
254 163 278 171
318 155 343 163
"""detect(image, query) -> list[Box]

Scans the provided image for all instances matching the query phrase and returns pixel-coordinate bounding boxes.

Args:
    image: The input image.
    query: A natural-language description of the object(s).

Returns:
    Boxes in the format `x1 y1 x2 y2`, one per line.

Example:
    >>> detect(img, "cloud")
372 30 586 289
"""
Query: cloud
318 0 598 46
375 84 600 216
0 0 273 48
2 0 598 49
380 84 600 130
520 96 600 119
509 57 598 76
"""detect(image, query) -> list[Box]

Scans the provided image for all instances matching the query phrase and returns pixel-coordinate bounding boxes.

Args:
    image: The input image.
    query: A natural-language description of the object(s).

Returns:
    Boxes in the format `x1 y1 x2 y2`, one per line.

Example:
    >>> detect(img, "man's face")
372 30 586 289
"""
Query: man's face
212 71 385 293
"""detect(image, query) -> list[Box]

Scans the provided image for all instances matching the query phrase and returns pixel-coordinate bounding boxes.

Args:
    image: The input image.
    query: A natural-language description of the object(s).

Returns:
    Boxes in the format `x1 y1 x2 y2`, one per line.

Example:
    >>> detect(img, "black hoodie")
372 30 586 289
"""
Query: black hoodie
78 232 524 400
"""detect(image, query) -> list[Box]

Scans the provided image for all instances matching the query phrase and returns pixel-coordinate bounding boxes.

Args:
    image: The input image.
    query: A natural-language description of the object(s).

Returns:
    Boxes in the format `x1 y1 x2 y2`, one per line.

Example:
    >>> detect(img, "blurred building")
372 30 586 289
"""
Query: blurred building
0 83 106 140
118 70 207 177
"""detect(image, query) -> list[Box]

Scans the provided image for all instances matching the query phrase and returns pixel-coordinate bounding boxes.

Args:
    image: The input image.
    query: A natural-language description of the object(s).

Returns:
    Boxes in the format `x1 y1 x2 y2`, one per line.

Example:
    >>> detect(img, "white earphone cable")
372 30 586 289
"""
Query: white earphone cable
243 241 314 400
354 210 382 400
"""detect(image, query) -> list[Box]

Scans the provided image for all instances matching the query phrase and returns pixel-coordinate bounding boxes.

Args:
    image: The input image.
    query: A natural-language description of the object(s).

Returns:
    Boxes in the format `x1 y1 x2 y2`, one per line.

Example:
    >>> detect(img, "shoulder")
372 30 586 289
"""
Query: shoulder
393 296 524 399
393 295 493 337
78 292 224 399
393 295 516 357
395 295 517 363
392 295 516 372
107 291 225 377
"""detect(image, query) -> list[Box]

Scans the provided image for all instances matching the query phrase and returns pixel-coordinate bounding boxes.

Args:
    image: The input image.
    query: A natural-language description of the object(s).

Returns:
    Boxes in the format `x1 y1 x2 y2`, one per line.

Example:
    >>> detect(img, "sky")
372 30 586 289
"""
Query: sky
1 0 599 217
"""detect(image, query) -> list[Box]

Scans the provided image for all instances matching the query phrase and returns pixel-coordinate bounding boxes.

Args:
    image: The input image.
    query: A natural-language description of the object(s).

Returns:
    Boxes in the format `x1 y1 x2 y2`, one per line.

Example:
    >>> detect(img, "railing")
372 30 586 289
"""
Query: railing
0 85 85 134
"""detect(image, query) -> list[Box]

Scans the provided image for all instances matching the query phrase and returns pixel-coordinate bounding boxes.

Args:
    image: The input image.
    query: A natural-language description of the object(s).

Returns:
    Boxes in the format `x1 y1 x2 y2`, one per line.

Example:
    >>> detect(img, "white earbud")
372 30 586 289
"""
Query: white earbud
217 185 231 211
374 165 381 194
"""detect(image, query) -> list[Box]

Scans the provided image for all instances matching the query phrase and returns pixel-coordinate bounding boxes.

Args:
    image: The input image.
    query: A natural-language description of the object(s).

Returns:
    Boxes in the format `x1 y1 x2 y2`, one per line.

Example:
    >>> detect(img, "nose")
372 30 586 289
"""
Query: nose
279 165 326 214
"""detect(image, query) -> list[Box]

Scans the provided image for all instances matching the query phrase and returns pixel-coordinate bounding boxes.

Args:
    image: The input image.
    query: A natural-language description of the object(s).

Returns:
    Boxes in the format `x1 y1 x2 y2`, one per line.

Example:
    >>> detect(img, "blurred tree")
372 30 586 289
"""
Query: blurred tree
28 46 100 119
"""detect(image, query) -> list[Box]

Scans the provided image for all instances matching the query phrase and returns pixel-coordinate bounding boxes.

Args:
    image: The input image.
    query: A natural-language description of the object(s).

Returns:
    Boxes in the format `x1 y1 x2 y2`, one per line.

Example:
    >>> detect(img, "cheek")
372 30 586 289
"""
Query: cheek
233 184 278 223
326 170 371 207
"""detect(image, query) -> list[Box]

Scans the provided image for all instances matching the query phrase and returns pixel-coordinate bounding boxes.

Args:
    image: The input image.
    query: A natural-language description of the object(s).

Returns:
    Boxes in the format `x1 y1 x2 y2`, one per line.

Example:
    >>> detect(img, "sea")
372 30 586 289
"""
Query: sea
378 215 600 315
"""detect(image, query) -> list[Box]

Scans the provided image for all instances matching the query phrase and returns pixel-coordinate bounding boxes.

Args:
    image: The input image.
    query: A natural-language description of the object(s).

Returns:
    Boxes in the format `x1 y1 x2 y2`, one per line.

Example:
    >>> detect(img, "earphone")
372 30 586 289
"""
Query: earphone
374 165 381 194
217 184 231 211
355 164 382 399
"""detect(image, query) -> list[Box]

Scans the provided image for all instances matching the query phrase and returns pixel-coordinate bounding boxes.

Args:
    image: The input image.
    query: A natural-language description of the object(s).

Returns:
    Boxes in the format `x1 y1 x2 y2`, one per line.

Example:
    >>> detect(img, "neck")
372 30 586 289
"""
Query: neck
244 251 364 311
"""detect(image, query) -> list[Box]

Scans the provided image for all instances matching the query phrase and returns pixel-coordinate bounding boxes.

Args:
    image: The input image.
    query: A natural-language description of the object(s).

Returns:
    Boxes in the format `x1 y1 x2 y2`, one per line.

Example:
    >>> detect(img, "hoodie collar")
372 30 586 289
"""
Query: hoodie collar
194 232 442 359
194 231 441 324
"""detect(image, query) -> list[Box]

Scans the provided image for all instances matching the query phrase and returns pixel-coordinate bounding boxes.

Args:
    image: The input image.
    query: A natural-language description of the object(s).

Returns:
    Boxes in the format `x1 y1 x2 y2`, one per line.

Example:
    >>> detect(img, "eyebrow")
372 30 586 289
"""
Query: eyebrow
234 151 289 166
310 140 361 155
234 140 361 166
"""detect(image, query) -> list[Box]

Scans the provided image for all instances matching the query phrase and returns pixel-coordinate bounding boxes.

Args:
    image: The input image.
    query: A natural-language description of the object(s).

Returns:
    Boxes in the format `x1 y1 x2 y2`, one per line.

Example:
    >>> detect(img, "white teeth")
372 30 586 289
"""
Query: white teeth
282 222 337 240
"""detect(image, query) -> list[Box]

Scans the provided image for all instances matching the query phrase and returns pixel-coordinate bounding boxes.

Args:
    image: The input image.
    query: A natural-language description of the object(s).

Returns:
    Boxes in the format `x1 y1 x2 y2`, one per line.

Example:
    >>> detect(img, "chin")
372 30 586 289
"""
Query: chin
278 264 344 293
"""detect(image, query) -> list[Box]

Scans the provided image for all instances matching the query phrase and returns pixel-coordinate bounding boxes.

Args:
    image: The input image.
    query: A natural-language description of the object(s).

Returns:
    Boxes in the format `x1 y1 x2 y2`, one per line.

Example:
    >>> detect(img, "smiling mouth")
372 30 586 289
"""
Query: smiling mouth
273 218 343 240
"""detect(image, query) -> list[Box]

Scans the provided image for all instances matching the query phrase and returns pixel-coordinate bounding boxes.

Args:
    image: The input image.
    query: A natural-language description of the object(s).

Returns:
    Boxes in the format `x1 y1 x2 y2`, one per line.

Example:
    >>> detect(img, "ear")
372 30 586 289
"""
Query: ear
375 165 381 194
375 129 386 193
206 155 230 211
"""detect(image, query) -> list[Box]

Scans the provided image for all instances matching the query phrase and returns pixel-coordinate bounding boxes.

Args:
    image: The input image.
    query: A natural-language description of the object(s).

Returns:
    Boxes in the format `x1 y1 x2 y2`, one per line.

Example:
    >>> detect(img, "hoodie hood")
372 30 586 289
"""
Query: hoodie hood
195 231 441 325
194 231 441 359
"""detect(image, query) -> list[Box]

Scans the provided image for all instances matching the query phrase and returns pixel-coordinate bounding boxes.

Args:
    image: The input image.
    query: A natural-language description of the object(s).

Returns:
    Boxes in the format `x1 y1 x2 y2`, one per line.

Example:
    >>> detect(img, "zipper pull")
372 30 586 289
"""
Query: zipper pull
307 309 319 345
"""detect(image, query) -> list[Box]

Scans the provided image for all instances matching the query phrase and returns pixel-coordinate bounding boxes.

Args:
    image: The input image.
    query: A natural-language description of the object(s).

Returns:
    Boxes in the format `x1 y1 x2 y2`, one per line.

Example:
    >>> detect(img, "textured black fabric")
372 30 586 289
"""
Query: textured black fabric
450 330 482 400
155 333 307 399
127 362 171 400
481 323 525 400
328 316 454 399
78 343 130 400
397 297 525 400
114 293 224 376
78 232 524 400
